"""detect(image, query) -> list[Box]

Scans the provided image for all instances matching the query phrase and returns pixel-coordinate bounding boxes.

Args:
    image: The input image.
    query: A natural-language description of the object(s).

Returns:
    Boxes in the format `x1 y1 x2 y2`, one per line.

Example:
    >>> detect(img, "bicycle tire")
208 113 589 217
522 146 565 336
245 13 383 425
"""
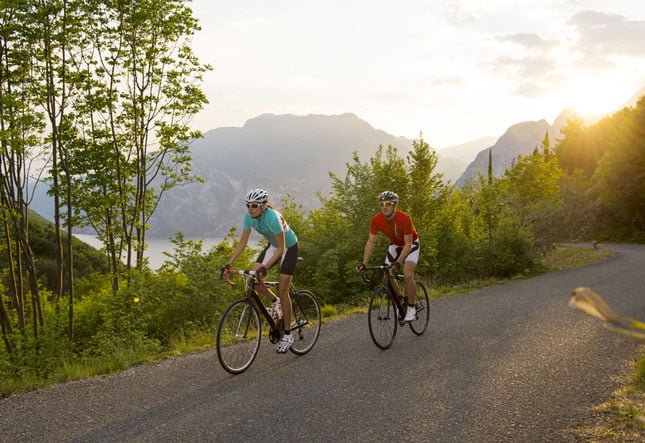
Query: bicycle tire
216 300 261 374
368 287 397 349
289 290 321 355
408 281 430 335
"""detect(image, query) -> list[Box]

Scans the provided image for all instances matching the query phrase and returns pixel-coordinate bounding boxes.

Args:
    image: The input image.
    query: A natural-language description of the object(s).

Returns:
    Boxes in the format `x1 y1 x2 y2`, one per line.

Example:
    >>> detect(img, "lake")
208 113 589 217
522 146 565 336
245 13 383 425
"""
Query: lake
73 234 226 269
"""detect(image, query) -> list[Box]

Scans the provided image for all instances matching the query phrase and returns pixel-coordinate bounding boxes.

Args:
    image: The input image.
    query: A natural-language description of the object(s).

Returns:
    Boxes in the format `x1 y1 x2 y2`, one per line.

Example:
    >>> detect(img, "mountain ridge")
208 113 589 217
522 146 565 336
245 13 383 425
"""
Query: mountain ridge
454 85 644 186
150 113 434 237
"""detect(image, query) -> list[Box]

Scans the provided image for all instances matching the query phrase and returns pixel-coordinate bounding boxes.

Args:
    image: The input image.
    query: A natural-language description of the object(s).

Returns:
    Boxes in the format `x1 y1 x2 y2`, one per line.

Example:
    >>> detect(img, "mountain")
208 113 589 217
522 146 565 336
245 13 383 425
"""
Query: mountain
455 108 584 186
150 113 459 237
454 84 645 186
622 85 645 108
28 113 472 238
455 119 552 186
435 136 497 183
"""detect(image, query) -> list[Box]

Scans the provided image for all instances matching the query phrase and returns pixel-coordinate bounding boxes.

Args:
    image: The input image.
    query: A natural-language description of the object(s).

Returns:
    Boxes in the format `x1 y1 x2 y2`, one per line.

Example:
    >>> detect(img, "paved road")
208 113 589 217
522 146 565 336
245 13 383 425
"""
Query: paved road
1 244 644 442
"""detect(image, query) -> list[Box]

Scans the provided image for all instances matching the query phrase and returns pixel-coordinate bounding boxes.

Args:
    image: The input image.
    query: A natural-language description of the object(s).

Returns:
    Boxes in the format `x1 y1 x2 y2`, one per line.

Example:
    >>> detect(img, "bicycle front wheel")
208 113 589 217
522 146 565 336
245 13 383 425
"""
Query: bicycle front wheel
368 287 397 349
216 300 261 374
289 290 321 355
409 281 430 335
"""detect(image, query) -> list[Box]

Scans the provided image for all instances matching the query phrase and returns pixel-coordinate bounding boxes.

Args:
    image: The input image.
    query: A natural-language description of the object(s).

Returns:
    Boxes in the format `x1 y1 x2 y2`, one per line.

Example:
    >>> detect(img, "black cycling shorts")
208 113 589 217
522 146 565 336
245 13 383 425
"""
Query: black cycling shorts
256 243 299 276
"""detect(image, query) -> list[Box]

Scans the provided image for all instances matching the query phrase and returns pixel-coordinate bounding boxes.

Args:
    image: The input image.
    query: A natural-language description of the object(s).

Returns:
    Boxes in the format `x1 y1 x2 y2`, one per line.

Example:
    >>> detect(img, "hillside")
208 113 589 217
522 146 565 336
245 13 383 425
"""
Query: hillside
1 211 109 291
455 109 578 186
436 136 497 183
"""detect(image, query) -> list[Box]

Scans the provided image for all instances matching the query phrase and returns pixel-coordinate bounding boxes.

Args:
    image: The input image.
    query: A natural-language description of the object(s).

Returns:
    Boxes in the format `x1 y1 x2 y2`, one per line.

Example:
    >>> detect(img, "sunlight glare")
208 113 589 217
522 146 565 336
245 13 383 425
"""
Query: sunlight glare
563 78 630 116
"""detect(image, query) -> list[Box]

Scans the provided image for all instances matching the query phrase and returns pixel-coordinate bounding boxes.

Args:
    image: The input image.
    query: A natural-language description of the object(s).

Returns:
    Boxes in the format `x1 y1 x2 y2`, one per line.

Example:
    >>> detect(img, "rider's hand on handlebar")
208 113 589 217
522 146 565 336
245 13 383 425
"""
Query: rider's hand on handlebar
220 264 232 280
256 266 268 279
357 262 366 273
388 261 401 273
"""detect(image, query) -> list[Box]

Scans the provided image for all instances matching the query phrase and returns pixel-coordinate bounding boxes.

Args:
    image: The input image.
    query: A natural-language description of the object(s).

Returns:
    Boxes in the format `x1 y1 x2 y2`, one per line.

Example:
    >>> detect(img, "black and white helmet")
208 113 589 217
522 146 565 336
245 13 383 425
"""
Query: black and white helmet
378 191 399 203
245 188 269 203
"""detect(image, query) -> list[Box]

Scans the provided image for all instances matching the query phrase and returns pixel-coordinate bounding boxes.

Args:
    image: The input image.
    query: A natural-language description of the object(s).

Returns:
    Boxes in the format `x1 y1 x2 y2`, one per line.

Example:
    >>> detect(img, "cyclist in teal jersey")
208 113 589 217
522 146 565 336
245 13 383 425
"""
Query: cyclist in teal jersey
222 189 299 353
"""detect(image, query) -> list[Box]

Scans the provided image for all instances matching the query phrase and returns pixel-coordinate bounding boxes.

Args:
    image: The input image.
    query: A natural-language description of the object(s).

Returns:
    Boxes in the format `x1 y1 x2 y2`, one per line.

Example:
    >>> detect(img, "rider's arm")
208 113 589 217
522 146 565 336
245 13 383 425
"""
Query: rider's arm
227 229 251 266
397 234 413 265
265 231 286 269
362 233 377 265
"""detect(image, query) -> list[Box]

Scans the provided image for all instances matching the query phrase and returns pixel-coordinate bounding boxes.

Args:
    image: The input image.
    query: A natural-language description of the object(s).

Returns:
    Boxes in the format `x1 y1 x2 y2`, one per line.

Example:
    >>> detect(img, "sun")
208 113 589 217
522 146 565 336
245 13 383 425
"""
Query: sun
562 77 633 117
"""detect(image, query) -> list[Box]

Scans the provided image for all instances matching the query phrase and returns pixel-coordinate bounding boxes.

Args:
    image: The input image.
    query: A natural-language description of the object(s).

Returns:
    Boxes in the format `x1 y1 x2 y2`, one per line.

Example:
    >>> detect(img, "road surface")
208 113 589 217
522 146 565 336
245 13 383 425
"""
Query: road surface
1 243 644 442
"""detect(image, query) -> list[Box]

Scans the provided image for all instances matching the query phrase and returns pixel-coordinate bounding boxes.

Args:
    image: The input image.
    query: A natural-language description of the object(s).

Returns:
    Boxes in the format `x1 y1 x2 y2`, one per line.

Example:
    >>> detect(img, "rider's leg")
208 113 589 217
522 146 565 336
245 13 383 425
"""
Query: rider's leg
403 260 417 305
252 262 278 302
402 260 417 321
278 273 292 331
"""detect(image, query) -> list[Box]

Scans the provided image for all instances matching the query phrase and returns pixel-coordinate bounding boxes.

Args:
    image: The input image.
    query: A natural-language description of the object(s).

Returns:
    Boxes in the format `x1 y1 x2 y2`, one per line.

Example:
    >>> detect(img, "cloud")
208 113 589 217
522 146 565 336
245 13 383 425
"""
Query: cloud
446 0 477 25
496 33 558 50
495 55 558 77
486 54 561 96
430 76 465 86
483 9 645 95
567 10 645 68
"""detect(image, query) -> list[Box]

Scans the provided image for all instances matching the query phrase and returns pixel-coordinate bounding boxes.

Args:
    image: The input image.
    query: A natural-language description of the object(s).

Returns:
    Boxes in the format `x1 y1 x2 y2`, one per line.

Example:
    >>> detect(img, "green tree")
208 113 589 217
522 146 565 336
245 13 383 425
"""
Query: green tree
555 113 623 175
405 135 444 229
299 145 408 304
594 97 645 236
28 0 91 339
500 135 563 252
0 0 47 344
71 0 210 287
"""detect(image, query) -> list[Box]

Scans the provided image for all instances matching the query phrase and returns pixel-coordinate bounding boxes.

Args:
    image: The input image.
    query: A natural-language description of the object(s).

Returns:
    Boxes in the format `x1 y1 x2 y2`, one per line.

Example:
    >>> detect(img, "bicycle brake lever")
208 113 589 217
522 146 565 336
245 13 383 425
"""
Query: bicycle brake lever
360 272 371 284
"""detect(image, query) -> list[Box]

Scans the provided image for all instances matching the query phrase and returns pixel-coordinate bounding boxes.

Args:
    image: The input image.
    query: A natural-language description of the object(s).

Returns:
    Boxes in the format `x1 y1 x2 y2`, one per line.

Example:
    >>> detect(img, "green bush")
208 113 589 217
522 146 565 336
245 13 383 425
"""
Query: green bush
487 217 535 278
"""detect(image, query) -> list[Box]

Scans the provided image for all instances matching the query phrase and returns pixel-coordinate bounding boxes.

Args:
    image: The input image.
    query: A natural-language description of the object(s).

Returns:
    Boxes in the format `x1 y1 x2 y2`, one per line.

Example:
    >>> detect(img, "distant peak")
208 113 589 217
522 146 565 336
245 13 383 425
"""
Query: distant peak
243 112 374 130
551 108 582 133
505 119 549 133
622 85 645 109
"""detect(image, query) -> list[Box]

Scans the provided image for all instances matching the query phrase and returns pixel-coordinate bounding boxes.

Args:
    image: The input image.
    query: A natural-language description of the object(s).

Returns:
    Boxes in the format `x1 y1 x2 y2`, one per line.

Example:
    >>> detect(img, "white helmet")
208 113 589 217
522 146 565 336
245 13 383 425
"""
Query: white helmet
378 191 399 203
245 188 269 203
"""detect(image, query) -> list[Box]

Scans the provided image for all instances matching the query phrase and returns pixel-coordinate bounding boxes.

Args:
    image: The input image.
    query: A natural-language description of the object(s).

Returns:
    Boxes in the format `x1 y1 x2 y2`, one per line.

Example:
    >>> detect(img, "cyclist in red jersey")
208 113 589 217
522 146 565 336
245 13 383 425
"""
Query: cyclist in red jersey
358 191 420 322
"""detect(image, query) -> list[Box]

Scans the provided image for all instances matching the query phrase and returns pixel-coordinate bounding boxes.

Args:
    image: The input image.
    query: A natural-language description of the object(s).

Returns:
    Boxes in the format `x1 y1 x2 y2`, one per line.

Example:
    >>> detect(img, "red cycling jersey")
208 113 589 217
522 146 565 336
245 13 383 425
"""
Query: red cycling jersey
369 211 418 246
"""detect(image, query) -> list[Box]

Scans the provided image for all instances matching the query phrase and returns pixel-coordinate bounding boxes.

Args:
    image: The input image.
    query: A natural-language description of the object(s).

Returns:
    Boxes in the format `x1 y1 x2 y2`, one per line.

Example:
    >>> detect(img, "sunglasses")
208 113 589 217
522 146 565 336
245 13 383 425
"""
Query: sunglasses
246 202 263 209
380 201 396 207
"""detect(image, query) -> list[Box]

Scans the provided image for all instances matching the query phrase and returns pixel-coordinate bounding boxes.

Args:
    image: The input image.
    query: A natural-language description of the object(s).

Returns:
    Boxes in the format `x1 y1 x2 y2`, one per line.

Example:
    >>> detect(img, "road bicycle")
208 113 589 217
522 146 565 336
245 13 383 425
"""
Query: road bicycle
361 265 429 349
216 269 321 374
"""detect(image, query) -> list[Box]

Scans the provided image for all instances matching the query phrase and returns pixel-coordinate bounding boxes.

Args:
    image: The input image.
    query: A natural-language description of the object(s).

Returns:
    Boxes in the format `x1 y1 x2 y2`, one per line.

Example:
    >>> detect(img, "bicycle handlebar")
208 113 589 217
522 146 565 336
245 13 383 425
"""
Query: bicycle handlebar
359 264 396 284
222 269 278 288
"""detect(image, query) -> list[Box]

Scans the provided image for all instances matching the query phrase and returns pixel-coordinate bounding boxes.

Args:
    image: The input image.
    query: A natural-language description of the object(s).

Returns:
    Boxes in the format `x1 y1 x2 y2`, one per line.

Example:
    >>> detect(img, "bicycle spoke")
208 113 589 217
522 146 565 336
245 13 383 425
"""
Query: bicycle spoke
216 300 261 374
368 288 397 349
289 290 321 355
409 281 429 335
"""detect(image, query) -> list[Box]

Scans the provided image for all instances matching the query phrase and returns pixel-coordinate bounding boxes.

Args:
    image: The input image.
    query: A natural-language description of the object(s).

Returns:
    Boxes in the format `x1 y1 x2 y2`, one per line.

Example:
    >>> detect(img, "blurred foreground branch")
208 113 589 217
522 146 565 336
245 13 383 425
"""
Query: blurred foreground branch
569 287 645 340
569 287 645 426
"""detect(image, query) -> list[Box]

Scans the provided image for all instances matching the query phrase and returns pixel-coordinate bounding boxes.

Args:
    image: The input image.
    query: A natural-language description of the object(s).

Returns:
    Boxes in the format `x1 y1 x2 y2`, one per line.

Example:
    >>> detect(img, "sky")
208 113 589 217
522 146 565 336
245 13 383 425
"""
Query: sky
188 0 645 149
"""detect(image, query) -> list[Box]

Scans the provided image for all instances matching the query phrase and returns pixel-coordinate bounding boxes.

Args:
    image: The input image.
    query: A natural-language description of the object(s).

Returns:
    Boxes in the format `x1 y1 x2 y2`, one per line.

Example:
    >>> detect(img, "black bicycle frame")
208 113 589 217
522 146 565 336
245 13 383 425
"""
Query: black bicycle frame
384 271 407 321
246 278 280 329
246 277 310 332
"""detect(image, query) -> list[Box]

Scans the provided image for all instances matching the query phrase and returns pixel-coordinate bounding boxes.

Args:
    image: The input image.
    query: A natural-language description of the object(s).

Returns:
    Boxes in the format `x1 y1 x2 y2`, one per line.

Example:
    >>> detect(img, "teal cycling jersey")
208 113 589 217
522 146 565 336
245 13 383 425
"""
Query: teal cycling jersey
243 207 298 248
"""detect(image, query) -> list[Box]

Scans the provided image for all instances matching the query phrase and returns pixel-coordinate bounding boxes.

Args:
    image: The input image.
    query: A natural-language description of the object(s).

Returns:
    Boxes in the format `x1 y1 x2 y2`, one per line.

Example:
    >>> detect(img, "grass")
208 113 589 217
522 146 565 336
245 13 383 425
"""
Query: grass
540 244 613 270
568 349 645 441
0 347 161 397
636 354 645 389
169 329 217 354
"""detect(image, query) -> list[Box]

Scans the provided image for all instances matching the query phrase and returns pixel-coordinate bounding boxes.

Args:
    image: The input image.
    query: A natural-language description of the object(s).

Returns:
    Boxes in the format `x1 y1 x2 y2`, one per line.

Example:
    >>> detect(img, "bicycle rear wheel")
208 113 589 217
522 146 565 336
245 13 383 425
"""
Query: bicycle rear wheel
368 287 397 349
216 300 261 374
409 281 429 335
289 290 321 355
